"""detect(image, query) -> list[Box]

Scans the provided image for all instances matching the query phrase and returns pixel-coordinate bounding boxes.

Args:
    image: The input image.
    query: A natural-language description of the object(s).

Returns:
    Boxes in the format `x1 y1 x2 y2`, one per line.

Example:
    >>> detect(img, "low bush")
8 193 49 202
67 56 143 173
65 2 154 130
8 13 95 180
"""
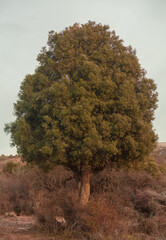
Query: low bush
2 161 19 174
0 168 36 215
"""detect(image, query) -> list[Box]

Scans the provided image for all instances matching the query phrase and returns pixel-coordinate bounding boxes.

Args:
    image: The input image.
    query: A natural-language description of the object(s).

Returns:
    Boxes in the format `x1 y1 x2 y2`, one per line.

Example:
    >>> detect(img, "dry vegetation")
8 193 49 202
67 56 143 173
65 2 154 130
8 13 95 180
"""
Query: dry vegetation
1 150 166 239
153 142 166 165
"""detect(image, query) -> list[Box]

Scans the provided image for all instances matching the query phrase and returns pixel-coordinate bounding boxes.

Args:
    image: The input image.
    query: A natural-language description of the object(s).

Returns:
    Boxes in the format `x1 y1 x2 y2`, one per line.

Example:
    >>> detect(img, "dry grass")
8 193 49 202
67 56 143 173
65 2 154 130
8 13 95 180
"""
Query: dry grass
1 160 166 239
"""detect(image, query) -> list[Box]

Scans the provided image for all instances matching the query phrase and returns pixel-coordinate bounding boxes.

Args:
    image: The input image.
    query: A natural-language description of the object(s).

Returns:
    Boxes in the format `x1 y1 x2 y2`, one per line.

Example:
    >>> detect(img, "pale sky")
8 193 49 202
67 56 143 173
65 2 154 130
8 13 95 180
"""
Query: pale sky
0 0 166 155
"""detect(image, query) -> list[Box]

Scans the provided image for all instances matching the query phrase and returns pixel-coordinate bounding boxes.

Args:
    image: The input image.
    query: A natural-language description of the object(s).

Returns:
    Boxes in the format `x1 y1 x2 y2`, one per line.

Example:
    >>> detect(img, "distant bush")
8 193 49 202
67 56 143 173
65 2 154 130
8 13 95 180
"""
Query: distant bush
0 155 6 162
2 162 19 174
0 168 36 215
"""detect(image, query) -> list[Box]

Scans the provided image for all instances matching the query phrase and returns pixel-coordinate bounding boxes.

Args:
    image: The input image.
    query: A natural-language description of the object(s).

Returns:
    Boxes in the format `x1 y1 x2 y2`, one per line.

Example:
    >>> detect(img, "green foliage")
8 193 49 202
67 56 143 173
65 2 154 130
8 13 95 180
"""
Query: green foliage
3 162 18 174
5 21 158 175
120 157 166 178
134 157 166 177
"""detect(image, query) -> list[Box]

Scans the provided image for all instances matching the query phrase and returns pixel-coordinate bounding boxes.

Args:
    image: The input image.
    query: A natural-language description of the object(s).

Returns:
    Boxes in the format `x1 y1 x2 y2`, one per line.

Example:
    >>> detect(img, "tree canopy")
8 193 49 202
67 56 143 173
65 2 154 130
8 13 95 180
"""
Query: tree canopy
5 21 158 203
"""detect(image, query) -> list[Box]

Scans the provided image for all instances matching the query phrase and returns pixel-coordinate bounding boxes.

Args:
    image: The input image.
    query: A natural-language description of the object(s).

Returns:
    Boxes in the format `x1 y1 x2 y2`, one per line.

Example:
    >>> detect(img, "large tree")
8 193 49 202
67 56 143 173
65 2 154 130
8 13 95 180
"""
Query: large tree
5 21 158 204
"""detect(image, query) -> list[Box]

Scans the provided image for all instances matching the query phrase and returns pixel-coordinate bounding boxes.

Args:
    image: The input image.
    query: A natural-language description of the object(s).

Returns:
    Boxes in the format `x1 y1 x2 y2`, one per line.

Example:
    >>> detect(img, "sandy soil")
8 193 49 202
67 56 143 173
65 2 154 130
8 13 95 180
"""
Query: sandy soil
0 215 54 240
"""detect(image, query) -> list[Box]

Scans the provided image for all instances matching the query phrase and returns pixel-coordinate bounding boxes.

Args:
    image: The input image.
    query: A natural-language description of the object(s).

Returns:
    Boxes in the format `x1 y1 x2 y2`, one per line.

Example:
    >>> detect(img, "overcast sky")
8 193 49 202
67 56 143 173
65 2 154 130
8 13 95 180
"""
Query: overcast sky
0 0 166 155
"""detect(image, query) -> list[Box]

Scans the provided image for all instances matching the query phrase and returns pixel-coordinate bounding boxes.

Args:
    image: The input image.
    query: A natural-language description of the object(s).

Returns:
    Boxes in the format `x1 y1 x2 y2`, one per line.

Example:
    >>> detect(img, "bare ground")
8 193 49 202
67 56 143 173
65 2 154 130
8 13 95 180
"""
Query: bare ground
0 215 54 240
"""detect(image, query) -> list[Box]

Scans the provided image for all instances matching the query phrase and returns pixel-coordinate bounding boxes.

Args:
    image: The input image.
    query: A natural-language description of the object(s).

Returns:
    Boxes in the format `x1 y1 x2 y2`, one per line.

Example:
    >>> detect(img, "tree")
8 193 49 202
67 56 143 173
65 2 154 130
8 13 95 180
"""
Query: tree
5 21 158 204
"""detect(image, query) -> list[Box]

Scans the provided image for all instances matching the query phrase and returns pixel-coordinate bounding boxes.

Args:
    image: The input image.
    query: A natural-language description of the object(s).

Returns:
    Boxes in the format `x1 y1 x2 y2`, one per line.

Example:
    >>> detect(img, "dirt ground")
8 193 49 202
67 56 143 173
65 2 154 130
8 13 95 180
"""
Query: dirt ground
0 215 54 240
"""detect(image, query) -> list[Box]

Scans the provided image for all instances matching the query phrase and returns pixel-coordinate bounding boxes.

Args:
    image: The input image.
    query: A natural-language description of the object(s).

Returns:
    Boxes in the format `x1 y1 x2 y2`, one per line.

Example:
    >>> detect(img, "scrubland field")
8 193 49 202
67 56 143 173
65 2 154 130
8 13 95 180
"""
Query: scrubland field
1 143 166 240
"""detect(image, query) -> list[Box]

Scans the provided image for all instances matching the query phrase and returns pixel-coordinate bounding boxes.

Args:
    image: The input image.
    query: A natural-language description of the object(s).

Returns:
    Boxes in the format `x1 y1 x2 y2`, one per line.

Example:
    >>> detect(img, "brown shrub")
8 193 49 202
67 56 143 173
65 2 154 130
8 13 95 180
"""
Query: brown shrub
34 188 128 239
0 167 37 215
134 189 166 217
1 165 166 239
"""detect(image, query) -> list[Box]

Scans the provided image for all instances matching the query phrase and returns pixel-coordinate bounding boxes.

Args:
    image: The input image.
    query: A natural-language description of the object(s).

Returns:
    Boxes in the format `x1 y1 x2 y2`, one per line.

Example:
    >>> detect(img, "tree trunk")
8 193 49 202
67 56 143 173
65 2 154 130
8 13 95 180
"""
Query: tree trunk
79 165 91 205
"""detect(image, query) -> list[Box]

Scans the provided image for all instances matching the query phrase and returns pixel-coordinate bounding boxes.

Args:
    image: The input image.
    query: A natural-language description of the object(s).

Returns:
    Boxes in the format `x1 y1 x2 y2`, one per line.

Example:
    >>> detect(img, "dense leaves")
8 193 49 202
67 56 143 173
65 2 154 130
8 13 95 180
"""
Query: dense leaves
5 21 158 175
